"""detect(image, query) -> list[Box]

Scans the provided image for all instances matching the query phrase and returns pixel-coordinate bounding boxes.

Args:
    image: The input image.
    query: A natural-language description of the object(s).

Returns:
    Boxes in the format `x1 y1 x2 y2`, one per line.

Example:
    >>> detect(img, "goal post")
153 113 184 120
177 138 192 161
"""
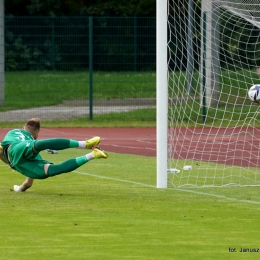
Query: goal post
156 0 168 188
159 0 260 188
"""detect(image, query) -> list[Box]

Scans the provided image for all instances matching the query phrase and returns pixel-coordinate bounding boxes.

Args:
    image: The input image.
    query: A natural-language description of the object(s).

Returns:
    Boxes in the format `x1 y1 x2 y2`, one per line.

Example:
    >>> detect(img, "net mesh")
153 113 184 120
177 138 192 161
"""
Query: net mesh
167 0 260 187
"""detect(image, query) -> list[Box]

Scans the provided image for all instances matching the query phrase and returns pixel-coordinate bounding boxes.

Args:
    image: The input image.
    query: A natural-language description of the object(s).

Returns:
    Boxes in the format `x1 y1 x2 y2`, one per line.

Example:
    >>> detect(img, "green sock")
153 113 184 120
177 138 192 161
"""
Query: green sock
47 156 87 177
76 156 88 166
34 138 79 151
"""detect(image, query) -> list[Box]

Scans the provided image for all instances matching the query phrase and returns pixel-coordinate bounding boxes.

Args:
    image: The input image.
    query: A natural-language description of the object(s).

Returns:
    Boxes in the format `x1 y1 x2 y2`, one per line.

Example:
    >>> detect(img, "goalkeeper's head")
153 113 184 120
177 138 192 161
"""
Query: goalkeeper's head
23 118 41 140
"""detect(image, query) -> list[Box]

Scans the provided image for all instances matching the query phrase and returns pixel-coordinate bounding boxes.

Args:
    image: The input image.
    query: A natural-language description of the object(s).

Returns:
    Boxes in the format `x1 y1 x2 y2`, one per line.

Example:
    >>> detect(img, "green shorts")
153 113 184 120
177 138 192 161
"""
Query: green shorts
8 140 52 179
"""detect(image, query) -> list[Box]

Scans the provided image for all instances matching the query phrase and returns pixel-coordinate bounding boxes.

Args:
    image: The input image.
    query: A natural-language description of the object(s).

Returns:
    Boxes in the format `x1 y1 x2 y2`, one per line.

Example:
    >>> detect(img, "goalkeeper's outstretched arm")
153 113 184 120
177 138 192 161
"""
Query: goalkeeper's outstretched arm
0 144 34 192
0 144 7 164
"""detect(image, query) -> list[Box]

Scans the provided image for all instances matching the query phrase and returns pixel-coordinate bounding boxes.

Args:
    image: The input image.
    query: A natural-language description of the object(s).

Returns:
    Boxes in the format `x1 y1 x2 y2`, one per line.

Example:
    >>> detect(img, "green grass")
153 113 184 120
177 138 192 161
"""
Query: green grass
1 149 260 259
2 71 157 127
168 69 260 127
3 71 156 110
2 69 260 127
0 108 157 128
168 159 260 187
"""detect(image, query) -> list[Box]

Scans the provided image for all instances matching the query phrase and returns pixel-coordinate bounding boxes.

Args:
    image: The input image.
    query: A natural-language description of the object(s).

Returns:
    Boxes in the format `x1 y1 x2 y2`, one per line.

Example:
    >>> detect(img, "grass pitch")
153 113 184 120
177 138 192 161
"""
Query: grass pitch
1 149 260 260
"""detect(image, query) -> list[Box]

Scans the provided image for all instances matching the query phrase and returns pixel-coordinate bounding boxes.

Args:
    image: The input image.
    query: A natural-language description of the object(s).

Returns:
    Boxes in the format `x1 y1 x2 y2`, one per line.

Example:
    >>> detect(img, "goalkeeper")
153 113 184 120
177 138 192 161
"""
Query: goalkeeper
0 118 108 192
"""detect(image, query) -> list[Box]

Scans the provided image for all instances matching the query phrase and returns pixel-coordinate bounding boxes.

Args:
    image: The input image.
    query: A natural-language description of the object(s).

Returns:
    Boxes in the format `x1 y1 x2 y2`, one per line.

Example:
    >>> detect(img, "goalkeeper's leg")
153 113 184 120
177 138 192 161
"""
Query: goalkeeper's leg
44 148 108 177
33 136 100 152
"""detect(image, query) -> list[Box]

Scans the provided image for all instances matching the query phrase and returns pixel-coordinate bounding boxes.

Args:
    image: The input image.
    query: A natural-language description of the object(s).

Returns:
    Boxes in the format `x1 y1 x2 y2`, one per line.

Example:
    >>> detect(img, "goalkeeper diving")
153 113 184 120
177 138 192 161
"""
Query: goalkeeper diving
0 118 108 192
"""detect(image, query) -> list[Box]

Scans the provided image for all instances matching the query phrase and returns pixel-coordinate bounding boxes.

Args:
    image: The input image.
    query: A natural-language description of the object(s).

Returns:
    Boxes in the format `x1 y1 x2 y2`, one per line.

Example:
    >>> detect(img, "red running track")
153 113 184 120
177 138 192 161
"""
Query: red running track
1 127 260 167
0 128 156 157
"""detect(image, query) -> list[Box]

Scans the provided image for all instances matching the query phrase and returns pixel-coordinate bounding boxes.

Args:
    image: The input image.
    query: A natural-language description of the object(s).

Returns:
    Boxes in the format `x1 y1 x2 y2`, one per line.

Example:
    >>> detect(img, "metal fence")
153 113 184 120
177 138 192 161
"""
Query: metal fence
2 15 256 122
1 16 156 122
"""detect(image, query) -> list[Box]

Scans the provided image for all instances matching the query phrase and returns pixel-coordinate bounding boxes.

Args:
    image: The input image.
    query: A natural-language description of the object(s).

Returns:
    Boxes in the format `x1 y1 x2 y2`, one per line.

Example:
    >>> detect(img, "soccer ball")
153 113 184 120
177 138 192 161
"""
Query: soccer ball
248 85 260 103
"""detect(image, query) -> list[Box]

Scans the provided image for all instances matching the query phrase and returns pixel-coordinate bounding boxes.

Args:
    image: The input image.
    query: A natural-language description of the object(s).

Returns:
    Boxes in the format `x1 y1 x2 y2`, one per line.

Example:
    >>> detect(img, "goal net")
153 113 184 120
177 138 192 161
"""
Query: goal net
166 0 260 187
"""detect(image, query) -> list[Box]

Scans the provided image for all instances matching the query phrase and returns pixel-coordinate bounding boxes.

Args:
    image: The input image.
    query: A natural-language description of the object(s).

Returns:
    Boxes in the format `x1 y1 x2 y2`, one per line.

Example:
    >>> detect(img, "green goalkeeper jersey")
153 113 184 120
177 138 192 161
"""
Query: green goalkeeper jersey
1 129 34 147
1 129 51 179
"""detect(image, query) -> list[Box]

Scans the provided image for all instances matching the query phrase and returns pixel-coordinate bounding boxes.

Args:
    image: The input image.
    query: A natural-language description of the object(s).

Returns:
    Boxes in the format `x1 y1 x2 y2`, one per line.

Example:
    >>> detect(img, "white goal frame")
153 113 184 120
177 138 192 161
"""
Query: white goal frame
156 0 260 188
156 0 168 188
